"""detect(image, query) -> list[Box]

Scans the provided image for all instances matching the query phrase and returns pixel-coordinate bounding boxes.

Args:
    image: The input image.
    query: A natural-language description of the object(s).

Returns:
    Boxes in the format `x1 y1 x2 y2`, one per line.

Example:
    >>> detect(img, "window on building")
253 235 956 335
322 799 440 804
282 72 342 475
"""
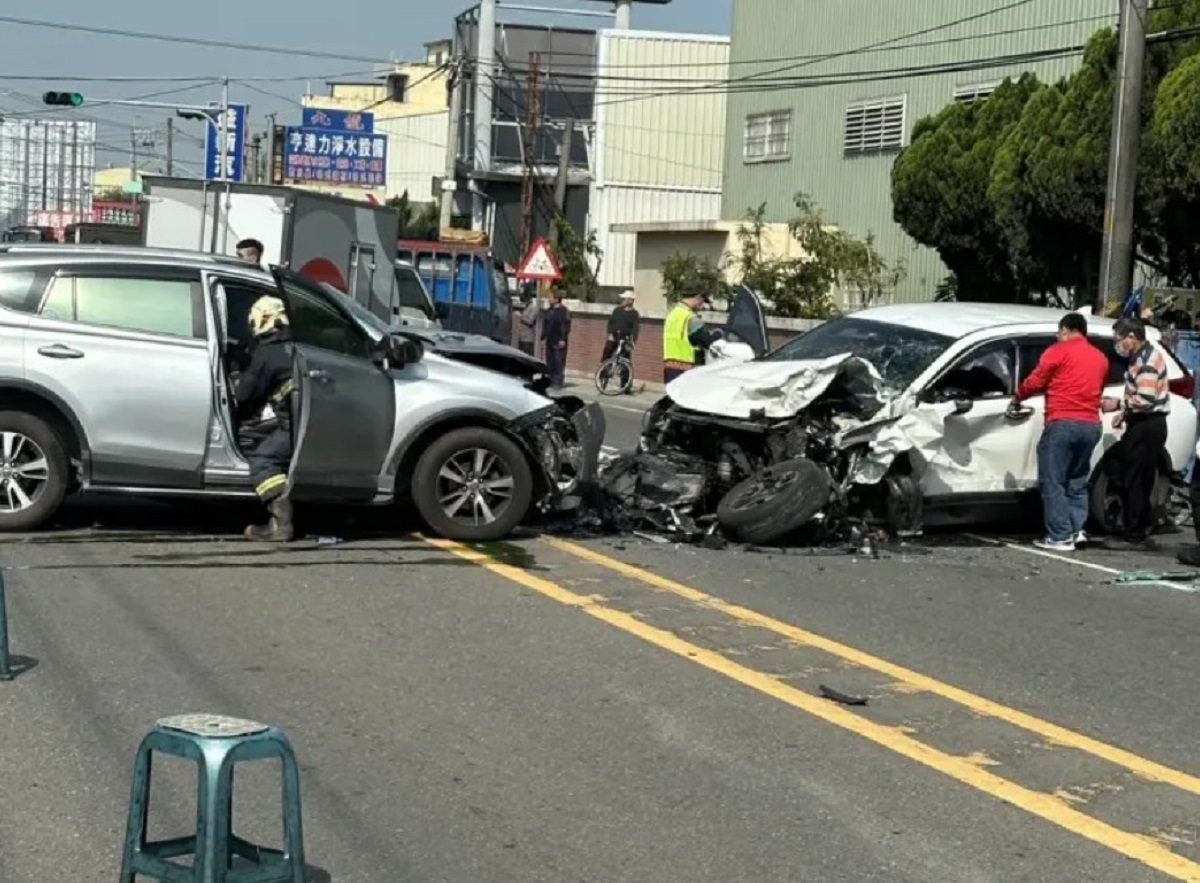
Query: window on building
843 96 907 155
953 82 999 104
387 74 409 103
743 111 792 164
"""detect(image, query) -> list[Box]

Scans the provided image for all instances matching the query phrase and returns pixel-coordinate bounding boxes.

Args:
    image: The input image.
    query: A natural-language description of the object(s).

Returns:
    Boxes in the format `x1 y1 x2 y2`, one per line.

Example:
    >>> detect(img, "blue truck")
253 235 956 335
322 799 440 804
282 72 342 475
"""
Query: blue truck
397 239 514 343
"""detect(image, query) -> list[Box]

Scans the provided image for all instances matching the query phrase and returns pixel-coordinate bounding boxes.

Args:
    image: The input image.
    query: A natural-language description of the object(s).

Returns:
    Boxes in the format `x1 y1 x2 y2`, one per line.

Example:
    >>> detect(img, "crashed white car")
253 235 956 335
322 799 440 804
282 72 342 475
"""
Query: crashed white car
642 300 1197 544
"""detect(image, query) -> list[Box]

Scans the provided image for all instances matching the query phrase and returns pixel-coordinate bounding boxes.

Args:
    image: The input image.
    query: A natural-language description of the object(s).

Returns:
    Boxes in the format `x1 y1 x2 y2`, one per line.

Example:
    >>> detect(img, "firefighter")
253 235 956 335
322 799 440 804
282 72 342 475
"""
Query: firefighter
662 288 717 383
234 295 296 542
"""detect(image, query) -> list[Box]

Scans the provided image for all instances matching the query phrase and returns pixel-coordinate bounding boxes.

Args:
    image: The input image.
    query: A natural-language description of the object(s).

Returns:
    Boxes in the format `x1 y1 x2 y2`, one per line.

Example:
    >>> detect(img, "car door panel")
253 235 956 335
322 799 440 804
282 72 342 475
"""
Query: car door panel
912 338 1041 497
273 268 396 500
23 274 211 487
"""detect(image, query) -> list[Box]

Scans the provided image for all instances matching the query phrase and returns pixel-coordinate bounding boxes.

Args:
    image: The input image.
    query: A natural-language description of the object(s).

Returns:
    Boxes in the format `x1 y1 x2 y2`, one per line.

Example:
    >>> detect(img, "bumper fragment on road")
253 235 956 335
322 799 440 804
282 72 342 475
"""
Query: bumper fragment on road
423 533 1200 881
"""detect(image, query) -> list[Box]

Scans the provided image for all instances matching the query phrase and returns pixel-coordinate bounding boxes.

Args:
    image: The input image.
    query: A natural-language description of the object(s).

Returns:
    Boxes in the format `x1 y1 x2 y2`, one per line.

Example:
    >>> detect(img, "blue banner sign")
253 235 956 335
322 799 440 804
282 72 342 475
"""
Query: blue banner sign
283 127 388 188
205 103 247 182
301 108 374 134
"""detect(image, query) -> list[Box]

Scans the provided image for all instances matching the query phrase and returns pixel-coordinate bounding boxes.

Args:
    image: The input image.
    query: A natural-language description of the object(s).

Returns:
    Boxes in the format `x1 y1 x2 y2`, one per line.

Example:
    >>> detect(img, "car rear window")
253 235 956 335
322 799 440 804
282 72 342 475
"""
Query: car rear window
0 267 51 314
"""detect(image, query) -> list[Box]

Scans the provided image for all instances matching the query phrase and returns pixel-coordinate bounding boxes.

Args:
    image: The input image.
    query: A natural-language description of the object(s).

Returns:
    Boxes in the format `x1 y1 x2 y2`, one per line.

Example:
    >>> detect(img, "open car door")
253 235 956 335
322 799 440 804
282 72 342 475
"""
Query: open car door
271 267 396 501
725 285 769 358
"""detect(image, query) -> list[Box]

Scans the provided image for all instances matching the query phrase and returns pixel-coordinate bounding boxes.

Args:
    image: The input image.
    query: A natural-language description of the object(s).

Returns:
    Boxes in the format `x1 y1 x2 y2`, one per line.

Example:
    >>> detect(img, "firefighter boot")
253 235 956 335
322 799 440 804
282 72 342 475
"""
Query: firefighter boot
244 496 294 543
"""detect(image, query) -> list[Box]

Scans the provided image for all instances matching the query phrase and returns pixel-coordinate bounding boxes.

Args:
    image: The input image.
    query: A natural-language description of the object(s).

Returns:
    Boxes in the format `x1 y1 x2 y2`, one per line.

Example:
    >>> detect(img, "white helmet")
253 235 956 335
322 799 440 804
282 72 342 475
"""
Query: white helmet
248 296 289 337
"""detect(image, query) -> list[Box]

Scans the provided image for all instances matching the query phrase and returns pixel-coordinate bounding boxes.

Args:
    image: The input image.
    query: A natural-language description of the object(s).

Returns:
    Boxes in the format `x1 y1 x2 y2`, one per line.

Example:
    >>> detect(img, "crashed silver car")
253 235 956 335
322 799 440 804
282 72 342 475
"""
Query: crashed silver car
0 246 603 541
633 298 1197 545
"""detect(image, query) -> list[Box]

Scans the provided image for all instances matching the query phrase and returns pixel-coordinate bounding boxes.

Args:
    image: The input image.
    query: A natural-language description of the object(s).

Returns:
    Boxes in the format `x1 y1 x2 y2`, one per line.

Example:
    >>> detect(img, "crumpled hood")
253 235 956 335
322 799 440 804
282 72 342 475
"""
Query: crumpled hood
665 354 864 419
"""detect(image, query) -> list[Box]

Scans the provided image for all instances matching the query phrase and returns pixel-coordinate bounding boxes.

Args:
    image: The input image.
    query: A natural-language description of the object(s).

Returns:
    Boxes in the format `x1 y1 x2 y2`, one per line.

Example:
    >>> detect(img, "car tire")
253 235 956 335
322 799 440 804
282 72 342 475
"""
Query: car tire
412 426 534 542
1089 465 1171 535
0 410 70 532
717 458 833 545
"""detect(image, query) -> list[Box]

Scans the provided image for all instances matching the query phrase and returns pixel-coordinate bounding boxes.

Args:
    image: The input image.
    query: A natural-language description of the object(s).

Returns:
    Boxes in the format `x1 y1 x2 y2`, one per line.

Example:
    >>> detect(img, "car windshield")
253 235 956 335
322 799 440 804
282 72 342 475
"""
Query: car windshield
765 317 954 391
316 281 388 340
395 266 435 319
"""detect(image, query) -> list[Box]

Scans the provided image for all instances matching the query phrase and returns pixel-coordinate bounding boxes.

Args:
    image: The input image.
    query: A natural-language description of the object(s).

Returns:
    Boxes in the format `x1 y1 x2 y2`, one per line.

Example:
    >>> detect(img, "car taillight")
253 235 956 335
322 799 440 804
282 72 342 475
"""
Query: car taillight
1169 374 1196 401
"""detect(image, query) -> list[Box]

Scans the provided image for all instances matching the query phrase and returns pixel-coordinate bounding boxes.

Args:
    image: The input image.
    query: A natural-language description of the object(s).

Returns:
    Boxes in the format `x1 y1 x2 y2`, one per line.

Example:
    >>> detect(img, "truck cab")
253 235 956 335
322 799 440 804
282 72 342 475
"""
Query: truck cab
391 261 440 330
398 239 514 343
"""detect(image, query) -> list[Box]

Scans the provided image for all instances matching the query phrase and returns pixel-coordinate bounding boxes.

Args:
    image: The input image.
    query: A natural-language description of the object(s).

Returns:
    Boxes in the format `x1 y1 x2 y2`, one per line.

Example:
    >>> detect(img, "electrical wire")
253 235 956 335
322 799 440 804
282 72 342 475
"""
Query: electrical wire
0 14 396 65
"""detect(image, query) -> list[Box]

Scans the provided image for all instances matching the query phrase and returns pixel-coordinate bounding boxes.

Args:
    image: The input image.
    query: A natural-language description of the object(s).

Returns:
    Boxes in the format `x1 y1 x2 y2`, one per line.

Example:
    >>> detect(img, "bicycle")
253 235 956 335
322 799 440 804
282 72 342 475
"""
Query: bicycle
595 337 636 396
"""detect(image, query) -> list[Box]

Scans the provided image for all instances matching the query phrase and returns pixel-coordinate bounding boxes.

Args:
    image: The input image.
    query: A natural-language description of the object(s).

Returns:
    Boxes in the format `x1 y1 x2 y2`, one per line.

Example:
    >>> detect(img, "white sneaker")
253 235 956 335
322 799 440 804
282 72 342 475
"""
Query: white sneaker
1075 531 1089 547
1035 537 1076 552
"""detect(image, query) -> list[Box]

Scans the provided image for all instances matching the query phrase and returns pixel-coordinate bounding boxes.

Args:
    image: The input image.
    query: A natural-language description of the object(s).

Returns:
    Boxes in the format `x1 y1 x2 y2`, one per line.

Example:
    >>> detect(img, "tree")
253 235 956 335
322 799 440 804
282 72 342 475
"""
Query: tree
388 191 439 240
727 197 903 319
892 75 1039 302
549 217 604 301
661 252 727 305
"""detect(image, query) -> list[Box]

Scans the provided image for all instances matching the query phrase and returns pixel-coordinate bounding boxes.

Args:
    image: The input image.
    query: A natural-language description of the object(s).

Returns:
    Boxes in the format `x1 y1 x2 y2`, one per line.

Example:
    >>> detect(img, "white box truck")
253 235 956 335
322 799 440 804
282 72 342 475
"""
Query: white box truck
141 176 436 327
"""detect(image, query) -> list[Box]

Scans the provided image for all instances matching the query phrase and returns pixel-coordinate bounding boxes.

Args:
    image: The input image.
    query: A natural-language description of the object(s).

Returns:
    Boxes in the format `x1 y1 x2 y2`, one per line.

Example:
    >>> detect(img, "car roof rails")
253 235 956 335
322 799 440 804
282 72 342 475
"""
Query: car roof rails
0 243 251 267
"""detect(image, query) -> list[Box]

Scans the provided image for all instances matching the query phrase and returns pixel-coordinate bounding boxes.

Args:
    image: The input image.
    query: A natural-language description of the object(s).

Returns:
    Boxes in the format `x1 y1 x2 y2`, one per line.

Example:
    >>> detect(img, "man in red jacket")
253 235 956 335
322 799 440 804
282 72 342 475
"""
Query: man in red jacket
1013 313 1109 552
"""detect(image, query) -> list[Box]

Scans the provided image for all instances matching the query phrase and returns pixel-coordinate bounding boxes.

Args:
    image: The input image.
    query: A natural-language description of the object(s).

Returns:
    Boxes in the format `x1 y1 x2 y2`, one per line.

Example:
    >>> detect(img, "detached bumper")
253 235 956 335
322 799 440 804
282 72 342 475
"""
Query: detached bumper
510 398 606 509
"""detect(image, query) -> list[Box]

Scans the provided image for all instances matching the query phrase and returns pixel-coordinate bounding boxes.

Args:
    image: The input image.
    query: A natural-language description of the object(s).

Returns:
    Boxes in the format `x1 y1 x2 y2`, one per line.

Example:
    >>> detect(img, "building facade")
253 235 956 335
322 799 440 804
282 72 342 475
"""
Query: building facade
721 0 1114 306
590 28 729 295
296 41 452 203
0 119 96 231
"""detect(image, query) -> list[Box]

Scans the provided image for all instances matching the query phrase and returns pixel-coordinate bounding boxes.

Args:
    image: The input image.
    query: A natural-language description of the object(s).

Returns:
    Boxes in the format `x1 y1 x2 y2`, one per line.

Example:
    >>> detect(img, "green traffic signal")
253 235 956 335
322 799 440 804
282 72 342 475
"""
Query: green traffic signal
42 92 84 107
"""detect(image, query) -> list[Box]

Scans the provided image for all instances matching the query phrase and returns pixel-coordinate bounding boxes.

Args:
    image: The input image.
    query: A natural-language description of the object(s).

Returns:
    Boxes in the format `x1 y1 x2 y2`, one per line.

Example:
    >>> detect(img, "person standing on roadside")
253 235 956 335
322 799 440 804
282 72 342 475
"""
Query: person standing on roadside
1100 317 1171 551
662 288 718 383
516 283 540 357
541 289 571 389
1012 313 1109 552
603 291 640 362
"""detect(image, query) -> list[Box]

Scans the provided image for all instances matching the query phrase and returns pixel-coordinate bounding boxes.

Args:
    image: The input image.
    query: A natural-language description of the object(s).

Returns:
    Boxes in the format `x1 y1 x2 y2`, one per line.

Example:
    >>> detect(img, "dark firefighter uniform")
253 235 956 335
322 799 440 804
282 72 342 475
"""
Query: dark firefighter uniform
233 295 296 542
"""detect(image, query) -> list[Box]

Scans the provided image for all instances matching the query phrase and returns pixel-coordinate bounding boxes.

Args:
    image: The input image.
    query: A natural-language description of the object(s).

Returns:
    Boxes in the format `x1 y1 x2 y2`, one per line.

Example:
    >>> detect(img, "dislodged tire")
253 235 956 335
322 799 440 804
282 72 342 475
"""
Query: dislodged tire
0 410 70 532
717 458 833 545
1089 466 1170 535
412 426 534 542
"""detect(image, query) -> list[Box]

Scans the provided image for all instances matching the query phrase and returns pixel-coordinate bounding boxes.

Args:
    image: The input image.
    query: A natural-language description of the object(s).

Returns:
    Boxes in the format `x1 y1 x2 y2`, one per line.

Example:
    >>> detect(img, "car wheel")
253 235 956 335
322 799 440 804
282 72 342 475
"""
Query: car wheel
412 426 534 542
717 458 833 545
0 411 69 532
1089 466 1171 535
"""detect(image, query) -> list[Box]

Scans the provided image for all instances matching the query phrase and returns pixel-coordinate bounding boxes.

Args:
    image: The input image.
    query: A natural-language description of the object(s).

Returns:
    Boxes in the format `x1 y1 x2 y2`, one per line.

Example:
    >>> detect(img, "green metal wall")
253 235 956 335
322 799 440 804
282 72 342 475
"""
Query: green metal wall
722 0 1116 304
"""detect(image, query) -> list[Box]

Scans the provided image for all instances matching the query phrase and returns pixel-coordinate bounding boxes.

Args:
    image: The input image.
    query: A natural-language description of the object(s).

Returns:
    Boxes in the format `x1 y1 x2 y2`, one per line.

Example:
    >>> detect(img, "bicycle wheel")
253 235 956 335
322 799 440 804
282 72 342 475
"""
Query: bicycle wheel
614 357 635 395
595 358 625 396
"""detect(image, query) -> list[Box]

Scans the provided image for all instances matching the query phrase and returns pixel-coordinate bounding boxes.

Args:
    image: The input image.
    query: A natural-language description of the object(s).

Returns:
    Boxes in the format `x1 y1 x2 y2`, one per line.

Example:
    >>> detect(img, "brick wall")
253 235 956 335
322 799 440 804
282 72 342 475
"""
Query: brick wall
514 303 817 383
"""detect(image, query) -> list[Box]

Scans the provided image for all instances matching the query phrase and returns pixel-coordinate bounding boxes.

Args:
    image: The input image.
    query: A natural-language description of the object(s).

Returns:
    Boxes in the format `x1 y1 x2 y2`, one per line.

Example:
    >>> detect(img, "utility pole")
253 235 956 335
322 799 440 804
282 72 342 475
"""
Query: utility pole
472 0 497 231
130 130 138 181
166 117 174 176
614 0 632 29
519 52 541 256
548 118 574 248
1096 0 1149 315
440 59 462 231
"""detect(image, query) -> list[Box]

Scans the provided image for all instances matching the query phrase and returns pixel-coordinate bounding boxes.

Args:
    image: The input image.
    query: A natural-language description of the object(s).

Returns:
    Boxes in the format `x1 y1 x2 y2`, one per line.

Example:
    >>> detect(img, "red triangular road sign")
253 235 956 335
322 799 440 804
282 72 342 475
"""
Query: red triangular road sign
517 237 563 282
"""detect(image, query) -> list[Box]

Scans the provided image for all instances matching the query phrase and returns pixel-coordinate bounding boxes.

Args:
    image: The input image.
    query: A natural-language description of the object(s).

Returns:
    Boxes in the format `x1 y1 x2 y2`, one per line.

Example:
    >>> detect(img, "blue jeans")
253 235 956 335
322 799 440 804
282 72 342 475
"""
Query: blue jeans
1037 420 1102 542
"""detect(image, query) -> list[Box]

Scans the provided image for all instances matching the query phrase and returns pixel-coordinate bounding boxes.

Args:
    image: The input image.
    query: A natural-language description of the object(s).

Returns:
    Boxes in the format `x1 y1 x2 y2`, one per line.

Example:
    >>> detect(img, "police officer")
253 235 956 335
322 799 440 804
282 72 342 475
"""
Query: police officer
234 295 296 542
662 287 718 383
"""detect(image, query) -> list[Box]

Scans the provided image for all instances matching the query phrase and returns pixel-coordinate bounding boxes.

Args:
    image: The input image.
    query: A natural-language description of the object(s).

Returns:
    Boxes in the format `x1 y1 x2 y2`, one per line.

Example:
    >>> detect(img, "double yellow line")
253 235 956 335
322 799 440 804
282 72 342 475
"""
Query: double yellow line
425 535 1200 880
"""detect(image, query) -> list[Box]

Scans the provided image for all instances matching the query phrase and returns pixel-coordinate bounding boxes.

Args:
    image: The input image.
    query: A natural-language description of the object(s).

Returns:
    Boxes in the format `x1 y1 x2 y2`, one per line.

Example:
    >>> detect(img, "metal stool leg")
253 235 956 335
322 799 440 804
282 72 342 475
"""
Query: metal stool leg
0 570 14 681
119 738 154 882
277 735 306 882
195 750 235 883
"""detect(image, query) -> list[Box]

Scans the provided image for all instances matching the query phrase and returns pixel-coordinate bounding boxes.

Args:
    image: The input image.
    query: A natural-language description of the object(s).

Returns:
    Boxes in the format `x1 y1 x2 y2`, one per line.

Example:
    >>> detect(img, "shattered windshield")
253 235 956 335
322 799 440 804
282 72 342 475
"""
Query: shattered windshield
765 318 954 392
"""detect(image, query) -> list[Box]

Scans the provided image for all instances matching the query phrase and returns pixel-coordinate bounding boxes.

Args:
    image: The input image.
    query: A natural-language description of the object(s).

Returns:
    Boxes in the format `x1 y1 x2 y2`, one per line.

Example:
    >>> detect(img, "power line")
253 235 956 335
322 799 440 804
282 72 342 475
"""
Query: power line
0 68 386 84
0 15 397 64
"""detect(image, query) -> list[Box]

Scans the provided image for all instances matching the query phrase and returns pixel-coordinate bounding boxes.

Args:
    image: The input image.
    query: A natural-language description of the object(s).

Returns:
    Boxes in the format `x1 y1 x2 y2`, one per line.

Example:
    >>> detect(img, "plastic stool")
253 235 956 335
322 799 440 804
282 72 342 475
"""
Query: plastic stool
0 570 13 681
119 713 306 883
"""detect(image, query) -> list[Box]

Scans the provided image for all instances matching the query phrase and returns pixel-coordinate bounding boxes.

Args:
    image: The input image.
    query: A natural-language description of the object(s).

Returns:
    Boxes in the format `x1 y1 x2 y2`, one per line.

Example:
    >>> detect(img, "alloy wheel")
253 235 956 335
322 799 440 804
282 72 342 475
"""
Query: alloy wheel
436 447 516 527
0 431 50 514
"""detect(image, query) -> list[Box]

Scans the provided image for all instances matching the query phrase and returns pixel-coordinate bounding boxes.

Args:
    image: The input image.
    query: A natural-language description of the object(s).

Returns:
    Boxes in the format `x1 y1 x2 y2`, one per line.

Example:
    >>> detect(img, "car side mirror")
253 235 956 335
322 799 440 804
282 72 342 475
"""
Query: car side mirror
386 335 424 368
953 399 974 415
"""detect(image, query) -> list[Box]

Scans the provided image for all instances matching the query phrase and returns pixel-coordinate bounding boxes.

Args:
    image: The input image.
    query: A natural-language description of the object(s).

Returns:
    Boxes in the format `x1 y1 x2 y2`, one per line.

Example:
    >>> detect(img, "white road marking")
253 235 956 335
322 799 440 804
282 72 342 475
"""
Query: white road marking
598 402 652 415
965 533 1199 594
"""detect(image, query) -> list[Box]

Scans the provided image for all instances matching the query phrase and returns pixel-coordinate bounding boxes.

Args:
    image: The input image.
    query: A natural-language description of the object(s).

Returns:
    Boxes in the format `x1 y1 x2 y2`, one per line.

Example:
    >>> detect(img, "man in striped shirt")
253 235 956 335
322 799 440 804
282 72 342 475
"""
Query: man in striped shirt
1100 317 1170 550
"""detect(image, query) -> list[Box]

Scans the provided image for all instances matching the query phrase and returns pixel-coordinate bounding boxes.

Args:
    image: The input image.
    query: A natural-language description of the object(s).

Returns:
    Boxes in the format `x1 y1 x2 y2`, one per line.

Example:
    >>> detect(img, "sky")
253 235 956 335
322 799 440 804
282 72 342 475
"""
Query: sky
0 0 732 173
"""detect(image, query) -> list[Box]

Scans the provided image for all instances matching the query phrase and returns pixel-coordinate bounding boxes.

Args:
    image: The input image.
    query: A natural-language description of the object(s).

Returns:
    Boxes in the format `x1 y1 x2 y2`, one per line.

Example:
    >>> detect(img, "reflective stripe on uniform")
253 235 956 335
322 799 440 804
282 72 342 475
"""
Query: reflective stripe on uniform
663 304 697 366
270 379 296 404
255 474 288 498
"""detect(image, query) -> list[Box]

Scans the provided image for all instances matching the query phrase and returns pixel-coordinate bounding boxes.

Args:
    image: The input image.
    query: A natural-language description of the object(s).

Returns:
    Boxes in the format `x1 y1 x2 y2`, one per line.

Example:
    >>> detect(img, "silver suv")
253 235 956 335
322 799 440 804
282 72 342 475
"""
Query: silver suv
0 245 603 540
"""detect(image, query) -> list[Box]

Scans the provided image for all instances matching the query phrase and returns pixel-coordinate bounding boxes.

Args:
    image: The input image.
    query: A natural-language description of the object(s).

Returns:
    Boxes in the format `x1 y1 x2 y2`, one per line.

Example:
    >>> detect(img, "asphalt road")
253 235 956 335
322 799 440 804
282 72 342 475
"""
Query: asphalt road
3 485 1200 882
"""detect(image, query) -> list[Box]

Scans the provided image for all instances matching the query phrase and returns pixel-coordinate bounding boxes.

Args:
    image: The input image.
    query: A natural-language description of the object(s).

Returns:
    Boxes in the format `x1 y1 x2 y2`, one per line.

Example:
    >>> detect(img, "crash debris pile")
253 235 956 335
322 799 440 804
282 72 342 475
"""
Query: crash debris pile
591 354 927 548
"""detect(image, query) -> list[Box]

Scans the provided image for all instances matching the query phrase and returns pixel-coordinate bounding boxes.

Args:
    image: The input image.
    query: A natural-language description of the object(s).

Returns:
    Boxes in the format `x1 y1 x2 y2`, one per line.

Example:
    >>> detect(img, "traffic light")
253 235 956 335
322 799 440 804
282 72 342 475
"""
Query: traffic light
42 92 84 107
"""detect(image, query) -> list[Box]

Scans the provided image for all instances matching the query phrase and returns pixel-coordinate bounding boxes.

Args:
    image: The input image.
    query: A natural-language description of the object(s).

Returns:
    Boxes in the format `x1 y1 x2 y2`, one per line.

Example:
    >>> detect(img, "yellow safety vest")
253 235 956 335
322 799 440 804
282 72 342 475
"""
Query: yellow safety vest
663 303 697 366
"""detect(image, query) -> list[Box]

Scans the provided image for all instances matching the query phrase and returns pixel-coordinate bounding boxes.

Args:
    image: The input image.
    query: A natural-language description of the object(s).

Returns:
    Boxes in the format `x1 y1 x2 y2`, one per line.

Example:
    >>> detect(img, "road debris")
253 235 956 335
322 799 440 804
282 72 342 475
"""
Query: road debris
1115 570 1200 584
818 685 869 706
